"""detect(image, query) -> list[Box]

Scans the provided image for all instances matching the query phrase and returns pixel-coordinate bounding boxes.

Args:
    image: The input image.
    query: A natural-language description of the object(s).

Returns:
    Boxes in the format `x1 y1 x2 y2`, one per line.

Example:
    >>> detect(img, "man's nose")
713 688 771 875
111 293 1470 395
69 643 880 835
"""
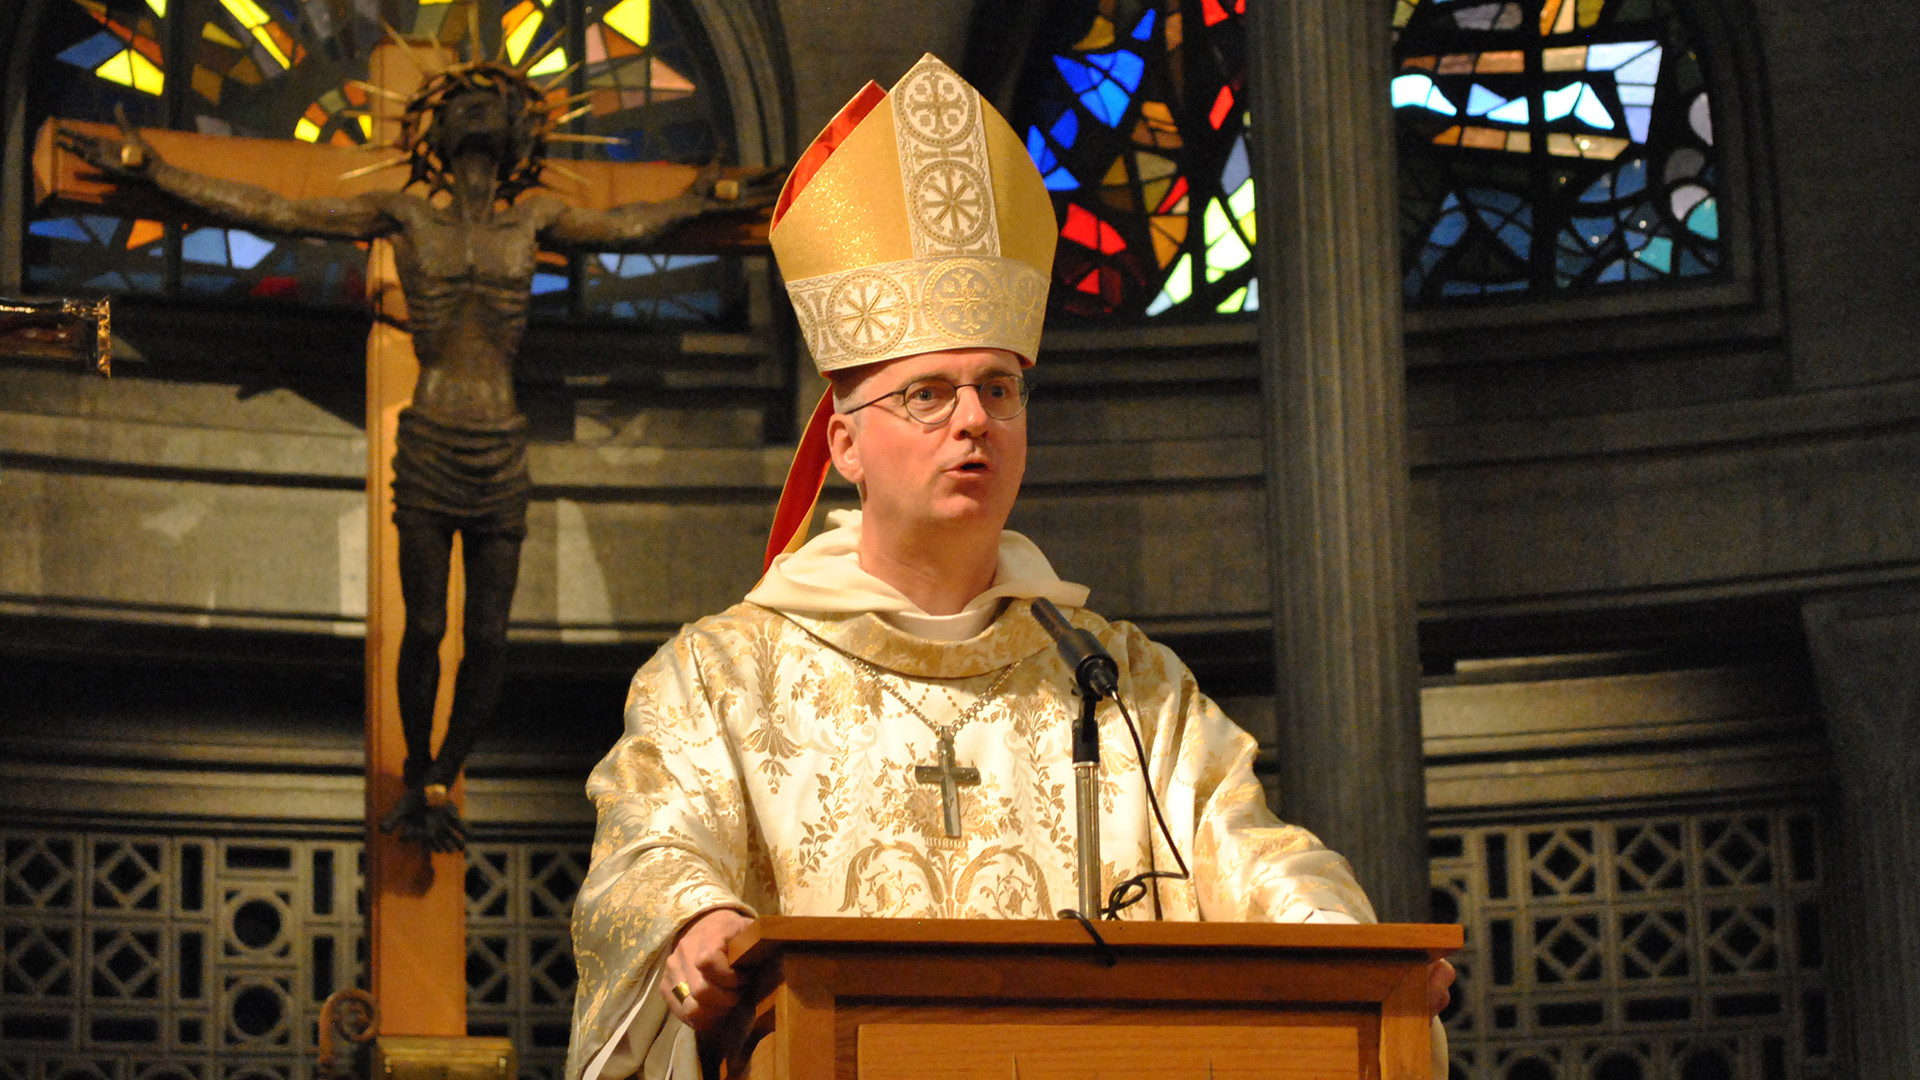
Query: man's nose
948 385 991 434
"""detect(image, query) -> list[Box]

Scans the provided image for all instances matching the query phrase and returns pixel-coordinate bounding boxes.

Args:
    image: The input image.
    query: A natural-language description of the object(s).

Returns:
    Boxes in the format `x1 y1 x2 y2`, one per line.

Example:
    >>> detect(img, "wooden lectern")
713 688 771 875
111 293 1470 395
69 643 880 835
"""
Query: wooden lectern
713 917 1461 1080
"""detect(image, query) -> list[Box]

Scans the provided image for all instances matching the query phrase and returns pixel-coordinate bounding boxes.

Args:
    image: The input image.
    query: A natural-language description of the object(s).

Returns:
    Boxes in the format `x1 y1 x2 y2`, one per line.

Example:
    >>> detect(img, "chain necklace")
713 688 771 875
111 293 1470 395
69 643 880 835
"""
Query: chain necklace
851 655 1021 838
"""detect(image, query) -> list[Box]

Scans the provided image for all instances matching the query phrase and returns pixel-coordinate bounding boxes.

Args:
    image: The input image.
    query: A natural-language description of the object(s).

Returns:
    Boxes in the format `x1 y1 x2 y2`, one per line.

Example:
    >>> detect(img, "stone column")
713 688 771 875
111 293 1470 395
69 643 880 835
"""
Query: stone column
1245 0 1427 920
1802 587 1920 1078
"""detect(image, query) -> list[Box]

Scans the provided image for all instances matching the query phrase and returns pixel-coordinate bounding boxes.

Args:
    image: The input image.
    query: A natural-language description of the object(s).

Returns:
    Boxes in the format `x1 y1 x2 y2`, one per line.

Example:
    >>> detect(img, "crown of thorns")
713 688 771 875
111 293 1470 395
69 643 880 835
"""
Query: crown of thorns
397 62 556 199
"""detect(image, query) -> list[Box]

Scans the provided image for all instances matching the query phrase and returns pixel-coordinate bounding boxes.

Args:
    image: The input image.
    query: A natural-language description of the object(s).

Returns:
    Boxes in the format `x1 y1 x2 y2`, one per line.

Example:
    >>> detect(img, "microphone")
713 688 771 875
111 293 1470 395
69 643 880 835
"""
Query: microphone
1029 597 1120 700
1029 595 1121 699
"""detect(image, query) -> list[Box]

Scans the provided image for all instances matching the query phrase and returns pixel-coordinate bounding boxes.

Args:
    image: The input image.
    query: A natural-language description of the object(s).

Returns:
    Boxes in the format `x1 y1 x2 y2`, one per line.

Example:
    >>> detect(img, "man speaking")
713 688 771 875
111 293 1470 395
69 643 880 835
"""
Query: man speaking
566 54 1451 1080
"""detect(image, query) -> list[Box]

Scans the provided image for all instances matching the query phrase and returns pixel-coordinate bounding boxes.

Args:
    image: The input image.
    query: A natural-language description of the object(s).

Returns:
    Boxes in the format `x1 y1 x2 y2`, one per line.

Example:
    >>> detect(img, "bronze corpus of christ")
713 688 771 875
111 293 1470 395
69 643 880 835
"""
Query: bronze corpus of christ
59 50 779 853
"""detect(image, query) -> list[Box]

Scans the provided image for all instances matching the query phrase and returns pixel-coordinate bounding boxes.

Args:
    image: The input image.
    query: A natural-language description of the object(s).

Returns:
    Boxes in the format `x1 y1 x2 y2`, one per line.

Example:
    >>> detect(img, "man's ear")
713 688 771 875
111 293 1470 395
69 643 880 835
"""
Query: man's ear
826 412 863 487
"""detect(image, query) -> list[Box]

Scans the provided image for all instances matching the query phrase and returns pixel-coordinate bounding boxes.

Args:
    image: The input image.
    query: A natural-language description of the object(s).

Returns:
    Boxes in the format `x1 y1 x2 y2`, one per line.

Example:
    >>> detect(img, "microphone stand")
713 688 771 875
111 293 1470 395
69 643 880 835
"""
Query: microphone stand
1072 684 1101 918
1030 598 1119 919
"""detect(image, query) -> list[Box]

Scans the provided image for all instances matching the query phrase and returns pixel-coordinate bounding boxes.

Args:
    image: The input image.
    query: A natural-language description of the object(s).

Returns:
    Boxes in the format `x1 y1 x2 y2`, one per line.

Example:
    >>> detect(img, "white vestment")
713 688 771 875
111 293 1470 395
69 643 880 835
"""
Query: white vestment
567 510 1443 1079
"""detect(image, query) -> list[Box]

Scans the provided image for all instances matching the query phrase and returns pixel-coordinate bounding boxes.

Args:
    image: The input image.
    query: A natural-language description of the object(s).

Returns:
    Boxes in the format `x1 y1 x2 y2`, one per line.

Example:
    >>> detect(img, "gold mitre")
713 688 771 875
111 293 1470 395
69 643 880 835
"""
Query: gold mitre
768 53 1057 372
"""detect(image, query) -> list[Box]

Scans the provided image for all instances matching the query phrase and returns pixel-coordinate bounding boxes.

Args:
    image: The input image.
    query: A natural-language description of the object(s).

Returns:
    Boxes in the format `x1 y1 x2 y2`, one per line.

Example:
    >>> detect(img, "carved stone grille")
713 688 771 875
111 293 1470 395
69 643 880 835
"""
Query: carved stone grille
464 842 589 1080
1433 806 1831 1080
1 831 363 1080
5 813 1827 1080
0 829 587 1080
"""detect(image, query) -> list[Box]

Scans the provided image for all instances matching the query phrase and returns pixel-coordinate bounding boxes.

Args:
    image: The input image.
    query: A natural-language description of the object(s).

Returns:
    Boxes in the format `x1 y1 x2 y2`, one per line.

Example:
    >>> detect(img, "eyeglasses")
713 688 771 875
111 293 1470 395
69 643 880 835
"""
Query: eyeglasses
843 373 1030 425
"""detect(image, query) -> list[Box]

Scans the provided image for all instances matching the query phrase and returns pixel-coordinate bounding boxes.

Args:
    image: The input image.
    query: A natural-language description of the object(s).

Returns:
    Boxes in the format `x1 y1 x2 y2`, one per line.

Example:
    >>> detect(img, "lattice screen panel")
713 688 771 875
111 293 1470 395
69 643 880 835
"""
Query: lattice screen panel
0 830 588 1080
1 832 363 1080
4 814 1829 1080
1433 806 1831 1080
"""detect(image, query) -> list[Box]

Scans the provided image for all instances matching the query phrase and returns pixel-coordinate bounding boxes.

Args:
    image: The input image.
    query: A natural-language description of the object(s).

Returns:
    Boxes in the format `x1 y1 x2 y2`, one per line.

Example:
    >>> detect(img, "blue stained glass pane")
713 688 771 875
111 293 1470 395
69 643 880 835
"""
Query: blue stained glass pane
1543 83 1581 121
1468 188 1525 215
1573 85 1615 129
29 218 92 242
1043 168 1080 191
1132 9 1156 39
1497 224 1530 257
1431 209 1469 246
598 253 622 273
1466 84 1507 117
665 255 717 270
1055 55 1101 94
1486 97 1530 124
182 228 229 265
1586 42 1654 70
59 32 125 71
1679 250 1711 275
1081 82 1130 126
673 291 723 316
1441 280 1481 296
1050 110 1079 148
1619 85 1657 105
1686 197 1719 239
1026 127 1059 172
82 216 121 243
227 231 276 270
1243 278 1259 311
85 272 130 290
1085 50 1146 93
1625 105 1652 142
1613 48 1664 84
611 301 637 318
1597 260 1627 282
1485 279 1529 292
532 272 569 295
1635 235 1674 271
126 272 163 292
1573 215 1614 242
1620 159 1649 198
1220 137 1250 194
1393 74 1458 116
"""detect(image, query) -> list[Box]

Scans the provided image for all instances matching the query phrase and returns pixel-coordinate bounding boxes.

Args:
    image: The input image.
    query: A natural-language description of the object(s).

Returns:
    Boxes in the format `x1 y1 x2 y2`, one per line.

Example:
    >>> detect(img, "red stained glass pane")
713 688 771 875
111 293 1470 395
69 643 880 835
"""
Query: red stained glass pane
1208 86 1235 129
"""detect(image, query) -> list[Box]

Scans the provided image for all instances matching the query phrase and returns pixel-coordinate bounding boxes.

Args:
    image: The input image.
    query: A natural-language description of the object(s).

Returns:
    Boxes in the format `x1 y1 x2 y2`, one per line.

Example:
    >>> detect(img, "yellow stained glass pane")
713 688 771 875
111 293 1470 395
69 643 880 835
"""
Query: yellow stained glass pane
1542 45 1585 70
1402 55 1437 70
1142 177 1172 210
1216 284 1247 313
1073 16 1115 51
1164 11 1182 50
1506 130 1531 152
1149 214 1187 267
1578 0 1604 26
1202 198 1249 280
1477 50 1524 73
129 49 164 93
603 0 651 49
1462 126 1505 150
219 0 270 28
528 46 569 77
1394 0 1415 28
145 0 165 15
503 2 542 63
1227 178 1255 242
1431 125 1463 146
202 21 241 46
1163 253 1193 303
1547 132 1630 159
191 63 221 103
294 116 321 142
1101 156 1129 186
1135 152 1176 181
358 115 373 139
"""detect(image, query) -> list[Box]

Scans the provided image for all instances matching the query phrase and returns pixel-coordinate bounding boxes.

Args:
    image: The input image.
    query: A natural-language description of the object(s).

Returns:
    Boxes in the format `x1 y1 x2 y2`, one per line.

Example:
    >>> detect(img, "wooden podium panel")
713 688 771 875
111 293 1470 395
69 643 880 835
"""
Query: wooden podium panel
717 918 1460 1080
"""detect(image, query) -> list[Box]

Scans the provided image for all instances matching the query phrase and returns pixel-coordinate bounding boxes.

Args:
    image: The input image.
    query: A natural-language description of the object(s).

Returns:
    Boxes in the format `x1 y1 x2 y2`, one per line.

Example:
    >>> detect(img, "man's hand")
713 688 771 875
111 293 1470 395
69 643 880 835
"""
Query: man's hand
1428 958 1456 1017
662 909 752 1033
57 104 160 180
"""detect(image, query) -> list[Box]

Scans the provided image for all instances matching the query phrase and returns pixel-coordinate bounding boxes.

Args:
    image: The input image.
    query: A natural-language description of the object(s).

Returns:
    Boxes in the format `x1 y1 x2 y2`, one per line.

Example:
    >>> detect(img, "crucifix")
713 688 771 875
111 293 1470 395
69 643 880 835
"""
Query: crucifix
914 731 981 838
34 29 773 1057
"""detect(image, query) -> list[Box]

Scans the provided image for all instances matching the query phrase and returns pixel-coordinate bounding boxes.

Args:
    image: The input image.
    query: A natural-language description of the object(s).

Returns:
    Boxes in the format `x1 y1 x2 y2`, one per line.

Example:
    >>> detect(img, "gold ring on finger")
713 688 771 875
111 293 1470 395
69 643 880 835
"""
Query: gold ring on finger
671 981 692 1004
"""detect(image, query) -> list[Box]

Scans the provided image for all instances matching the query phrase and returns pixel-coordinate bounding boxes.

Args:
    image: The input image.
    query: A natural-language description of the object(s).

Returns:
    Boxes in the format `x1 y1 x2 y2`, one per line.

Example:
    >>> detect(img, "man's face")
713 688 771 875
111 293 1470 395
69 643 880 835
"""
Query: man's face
827 347 1028 541
434 89 514 164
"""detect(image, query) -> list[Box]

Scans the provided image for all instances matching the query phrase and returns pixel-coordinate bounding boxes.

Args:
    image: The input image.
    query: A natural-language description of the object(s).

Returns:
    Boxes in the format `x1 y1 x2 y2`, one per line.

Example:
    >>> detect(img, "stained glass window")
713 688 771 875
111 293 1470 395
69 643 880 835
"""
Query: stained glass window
1006 0 1258 322
1393 0 1723 301
26 0 741 327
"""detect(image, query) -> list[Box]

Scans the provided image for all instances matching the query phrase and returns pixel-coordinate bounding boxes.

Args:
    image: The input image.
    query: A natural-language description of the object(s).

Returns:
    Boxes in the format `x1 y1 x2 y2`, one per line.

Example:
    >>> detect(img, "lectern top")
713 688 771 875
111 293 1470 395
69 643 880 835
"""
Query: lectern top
729 915 1461 968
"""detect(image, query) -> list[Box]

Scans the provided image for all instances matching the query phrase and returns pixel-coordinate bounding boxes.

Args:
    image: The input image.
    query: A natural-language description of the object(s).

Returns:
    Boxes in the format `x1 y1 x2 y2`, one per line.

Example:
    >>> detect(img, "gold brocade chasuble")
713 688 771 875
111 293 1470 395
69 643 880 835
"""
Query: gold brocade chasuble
565 514 1379 1080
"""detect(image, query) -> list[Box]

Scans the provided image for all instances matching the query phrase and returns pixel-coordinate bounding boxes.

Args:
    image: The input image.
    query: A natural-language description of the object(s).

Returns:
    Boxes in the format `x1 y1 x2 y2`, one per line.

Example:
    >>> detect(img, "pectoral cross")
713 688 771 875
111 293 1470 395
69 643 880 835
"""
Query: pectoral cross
914 732 980 838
